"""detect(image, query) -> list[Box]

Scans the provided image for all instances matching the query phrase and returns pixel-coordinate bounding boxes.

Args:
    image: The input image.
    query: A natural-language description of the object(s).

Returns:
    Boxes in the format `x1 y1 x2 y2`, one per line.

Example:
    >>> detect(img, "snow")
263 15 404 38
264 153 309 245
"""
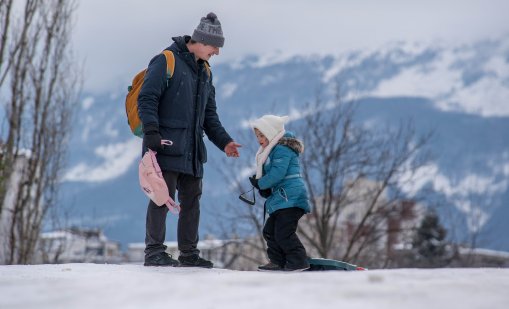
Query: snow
63 139 141 182
220 82 238 99
397 162 509 232
370 50 460 99
0 264 508 309
369 46 509 117
458 247 509 259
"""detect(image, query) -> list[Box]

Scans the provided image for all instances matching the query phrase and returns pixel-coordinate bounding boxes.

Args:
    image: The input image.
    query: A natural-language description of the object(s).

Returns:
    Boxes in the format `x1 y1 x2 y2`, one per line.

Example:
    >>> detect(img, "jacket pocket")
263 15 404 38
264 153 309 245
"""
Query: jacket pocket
274 184 305 203
198 138 207 163
159 119 188 156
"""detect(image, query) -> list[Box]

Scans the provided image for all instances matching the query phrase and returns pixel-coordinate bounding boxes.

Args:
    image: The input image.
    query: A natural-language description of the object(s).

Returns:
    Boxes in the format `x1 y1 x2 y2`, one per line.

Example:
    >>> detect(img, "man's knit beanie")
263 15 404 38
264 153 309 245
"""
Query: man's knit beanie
191 12 224 48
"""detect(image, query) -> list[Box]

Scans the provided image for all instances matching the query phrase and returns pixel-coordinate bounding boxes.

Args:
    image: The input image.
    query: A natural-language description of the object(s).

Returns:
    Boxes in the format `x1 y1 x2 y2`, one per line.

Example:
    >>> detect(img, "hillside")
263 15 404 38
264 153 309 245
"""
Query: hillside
0 264 508 309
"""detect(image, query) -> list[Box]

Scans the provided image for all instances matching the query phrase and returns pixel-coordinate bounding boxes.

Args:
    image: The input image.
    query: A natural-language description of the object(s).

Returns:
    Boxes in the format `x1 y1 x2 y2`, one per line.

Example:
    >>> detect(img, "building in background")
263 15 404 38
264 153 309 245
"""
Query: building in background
36 227 123 264
126 236 257 269
304 178 425 257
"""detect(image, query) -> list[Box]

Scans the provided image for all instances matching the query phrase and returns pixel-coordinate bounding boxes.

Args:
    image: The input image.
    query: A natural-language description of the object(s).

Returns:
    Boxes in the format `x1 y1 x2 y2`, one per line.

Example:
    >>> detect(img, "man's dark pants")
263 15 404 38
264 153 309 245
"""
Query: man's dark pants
144 170 202 258
262 207 308 269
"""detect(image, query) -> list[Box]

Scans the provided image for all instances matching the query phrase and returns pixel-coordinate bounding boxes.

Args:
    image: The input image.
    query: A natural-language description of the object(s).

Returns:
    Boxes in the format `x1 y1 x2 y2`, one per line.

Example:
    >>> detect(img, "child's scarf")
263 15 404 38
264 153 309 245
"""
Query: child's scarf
255 130 286 179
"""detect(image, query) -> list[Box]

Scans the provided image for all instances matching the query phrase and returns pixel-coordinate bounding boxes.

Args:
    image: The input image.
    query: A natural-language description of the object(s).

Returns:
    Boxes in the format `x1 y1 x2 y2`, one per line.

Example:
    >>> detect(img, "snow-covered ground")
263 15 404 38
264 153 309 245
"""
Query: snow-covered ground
0 264 508 309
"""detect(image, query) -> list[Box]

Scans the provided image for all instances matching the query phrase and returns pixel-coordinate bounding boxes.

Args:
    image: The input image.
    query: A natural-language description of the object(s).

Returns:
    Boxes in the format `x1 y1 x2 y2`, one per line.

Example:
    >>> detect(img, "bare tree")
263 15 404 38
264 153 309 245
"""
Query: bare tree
296 85 433 267
211 81 434 269
0 0 14 88
205 129 269 270
0 0 80 264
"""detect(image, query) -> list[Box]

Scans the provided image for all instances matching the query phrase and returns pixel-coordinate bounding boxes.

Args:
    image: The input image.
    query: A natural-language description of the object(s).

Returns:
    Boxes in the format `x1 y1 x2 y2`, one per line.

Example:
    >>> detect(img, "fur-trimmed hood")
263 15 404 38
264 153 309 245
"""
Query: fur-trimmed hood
278 132 304 154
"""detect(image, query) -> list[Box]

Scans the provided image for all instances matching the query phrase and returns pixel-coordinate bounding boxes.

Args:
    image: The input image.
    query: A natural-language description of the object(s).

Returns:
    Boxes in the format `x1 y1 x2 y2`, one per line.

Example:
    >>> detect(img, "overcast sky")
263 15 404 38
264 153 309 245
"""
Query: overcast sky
74 0 509 94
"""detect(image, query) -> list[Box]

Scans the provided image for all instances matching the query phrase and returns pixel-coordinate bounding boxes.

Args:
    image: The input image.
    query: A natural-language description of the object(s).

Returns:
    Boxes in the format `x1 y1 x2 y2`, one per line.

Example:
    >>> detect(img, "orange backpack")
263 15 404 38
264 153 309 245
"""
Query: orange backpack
125 50 175 137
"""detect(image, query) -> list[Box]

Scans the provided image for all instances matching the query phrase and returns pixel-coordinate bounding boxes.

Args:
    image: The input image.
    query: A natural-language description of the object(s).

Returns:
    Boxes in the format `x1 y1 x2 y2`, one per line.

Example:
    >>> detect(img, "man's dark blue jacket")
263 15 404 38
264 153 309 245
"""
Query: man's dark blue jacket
138 36 232 177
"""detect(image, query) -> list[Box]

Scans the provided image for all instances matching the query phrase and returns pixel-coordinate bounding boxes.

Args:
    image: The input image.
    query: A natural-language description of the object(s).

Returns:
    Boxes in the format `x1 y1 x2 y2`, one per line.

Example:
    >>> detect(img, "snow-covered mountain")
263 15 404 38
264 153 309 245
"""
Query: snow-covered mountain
59 38 509 250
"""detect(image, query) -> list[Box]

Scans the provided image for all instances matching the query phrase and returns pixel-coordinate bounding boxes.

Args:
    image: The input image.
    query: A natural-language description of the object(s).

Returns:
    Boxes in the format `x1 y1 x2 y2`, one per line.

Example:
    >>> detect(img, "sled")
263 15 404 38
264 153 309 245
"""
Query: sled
307 258 367 271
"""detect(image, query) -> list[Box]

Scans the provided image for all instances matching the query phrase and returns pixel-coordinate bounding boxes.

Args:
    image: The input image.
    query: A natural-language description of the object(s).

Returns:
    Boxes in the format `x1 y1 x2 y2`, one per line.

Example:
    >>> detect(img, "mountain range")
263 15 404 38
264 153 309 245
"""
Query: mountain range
59 38 509 251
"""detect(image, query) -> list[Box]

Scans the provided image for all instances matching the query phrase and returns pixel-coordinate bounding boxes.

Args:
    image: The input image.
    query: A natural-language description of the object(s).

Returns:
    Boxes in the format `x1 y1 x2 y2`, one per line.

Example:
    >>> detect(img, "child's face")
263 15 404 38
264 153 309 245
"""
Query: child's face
254 129 269 148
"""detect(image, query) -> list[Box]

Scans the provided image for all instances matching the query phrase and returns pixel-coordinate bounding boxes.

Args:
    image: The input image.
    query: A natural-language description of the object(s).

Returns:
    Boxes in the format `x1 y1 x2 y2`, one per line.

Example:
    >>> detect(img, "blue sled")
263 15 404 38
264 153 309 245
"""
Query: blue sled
307 258 367 271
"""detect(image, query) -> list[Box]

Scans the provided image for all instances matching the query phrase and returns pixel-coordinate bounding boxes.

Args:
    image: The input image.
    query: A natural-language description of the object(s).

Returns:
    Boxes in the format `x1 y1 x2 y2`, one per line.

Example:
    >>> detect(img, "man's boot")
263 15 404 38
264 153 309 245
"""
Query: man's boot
144 252 180 267
178 254 213 268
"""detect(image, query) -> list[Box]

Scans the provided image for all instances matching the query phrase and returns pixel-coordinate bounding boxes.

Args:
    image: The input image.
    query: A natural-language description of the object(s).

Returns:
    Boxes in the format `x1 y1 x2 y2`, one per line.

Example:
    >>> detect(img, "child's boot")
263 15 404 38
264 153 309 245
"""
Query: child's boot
258 261 283 271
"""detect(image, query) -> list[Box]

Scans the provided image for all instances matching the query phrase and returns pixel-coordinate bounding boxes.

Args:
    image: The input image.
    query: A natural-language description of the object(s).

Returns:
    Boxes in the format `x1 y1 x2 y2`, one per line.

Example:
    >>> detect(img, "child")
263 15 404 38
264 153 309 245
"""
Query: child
249 115 311 271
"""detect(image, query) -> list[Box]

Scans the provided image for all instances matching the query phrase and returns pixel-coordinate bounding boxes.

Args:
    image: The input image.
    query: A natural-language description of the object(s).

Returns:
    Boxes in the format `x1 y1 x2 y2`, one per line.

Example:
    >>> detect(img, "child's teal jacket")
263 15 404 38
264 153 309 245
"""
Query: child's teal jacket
258 132 311 215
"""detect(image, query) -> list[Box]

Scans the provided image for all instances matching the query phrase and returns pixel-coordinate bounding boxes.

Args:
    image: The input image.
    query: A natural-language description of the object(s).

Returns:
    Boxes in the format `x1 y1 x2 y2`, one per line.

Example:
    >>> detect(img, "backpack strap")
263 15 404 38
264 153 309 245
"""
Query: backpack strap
161 50 175 79
204 61 211 78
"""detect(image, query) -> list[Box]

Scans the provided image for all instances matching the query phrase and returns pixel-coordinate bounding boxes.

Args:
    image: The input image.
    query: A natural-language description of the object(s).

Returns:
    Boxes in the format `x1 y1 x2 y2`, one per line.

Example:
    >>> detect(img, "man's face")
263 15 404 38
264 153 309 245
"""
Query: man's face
194 43 220 61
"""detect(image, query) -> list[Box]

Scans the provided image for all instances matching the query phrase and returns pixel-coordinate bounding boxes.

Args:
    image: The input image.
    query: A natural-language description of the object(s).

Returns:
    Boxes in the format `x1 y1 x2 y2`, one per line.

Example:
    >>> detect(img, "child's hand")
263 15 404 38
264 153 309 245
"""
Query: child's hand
259 188 271 198
249 175 260 189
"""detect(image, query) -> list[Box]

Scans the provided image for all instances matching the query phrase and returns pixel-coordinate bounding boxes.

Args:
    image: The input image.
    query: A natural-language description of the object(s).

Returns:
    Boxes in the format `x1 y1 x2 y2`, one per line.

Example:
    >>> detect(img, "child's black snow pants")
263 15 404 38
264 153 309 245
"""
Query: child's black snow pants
263 207 309 269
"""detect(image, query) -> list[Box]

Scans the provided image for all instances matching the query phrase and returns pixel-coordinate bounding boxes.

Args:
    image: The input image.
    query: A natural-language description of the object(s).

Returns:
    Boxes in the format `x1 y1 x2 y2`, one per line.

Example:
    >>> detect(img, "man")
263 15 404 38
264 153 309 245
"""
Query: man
138 12 241 268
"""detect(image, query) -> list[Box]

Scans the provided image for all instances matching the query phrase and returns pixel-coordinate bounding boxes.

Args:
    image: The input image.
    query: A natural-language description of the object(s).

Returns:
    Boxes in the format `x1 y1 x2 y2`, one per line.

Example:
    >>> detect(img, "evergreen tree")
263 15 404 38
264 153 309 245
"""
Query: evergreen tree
412 212 449 267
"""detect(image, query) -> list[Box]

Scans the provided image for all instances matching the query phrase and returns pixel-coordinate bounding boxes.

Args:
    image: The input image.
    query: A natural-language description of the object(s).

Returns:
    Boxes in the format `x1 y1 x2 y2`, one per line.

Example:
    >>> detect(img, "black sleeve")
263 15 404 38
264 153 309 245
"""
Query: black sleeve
203 74 233 151
137 54 167 132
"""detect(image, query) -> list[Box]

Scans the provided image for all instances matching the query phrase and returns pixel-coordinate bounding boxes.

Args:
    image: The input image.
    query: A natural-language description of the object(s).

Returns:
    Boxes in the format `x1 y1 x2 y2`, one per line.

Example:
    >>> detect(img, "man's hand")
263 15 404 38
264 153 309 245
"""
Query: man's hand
144 132 163 151
224 141 241 157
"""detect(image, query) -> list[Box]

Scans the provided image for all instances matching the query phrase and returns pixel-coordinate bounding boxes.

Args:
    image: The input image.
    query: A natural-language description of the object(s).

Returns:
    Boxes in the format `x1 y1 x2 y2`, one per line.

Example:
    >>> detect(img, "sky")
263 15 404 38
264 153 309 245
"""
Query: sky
1 264 509 309
74 0 509 93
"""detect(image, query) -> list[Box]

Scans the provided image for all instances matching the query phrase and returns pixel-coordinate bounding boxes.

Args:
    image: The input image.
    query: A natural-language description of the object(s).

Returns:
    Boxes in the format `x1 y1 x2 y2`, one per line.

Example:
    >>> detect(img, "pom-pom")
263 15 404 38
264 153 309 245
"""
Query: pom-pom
206 12 217 22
